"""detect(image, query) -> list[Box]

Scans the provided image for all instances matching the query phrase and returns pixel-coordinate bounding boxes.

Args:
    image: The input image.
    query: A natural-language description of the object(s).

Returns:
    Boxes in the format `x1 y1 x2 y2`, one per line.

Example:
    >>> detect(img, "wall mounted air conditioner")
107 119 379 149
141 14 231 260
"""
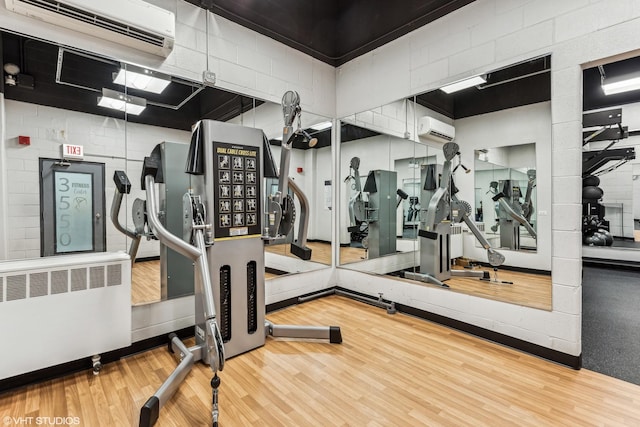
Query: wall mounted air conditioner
417 116 455 144
4 0 175 57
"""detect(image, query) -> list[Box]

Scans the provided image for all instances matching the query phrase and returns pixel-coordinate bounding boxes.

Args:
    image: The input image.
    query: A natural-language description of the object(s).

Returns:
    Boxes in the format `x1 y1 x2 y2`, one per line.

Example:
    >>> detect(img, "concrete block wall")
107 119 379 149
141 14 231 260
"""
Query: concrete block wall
0 1 336 118
336 0 640 357
3 99 189 260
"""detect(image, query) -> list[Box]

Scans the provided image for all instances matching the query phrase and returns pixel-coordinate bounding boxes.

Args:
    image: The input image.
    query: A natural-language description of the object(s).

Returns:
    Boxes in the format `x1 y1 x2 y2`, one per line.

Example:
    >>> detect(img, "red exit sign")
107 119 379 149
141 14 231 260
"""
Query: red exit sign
62 144 84 159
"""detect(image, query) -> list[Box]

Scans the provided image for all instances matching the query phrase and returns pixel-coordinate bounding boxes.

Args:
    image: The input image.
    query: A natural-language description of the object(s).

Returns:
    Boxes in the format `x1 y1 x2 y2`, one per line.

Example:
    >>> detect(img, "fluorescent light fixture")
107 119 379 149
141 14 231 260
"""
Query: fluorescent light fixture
97 88 146 115
113 65 171 94
440 75 487 94
309 121 332 131
602 72 640 95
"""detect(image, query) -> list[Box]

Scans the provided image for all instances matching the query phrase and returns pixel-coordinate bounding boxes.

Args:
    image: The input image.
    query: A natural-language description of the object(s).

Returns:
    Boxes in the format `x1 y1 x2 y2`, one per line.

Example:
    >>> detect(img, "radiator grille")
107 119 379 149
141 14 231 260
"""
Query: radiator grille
7 274 27 301
107 264 121 286
90 266 105 289
1 262 124 302
51 270 68 294
18 0 166 47
30 272 48 297
71 268 87 292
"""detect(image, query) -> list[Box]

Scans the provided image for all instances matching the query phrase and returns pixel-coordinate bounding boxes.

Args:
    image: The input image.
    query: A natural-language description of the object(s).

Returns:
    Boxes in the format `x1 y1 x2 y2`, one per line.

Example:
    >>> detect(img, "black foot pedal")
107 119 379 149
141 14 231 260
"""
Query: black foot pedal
139 396 160 427
290 243 312 260
329 326 342 344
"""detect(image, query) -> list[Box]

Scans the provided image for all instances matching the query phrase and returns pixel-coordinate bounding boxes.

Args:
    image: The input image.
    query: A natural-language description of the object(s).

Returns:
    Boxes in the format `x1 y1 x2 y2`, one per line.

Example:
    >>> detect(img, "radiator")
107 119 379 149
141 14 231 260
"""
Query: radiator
0 252 131 379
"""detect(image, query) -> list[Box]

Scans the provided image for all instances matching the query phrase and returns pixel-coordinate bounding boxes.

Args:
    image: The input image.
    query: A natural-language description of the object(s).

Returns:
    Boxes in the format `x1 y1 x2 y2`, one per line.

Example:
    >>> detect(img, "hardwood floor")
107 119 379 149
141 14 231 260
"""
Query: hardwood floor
2 295 640 426
131 261 162 306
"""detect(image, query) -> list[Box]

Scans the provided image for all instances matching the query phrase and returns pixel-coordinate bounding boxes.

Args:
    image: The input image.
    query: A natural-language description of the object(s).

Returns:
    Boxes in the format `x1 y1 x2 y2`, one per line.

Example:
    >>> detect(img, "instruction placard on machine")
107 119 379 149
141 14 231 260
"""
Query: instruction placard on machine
214 141 261 238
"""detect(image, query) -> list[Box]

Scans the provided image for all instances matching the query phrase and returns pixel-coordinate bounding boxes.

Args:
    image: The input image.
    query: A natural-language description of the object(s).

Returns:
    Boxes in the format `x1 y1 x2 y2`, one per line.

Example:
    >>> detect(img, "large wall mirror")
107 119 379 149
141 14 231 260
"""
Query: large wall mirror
582 54 640 257
338 55 553 310
1 29 331 307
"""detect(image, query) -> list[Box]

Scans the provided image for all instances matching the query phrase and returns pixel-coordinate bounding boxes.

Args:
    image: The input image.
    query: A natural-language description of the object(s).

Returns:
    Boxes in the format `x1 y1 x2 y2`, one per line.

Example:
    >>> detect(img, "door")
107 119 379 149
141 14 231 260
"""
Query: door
40 158 106 256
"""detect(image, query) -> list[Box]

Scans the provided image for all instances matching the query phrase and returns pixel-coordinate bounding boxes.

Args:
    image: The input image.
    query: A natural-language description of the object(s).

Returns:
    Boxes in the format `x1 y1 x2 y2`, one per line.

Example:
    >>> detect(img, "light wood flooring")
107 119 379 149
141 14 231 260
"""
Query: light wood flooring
133 242 551 310
2 295 640 426
339 246 552 311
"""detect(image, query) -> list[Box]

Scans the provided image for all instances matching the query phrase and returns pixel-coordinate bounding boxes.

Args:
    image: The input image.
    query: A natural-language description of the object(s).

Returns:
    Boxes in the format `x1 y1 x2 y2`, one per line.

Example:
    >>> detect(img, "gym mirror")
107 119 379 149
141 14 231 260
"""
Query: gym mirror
338 55 553 311
1 30 331 308
339 98 424 274
582 55 640 257
474 143 537 252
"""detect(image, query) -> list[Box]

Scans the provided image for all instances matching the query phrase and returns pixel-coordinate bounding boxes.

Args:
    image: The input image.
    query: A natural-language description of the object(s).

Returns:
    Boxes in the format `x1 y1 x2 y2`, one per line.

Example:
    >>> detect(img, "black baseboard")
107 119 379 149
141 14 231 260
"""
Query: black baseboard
265 267 288 276
307 239 331 244
0 326 193 395
135 256 160 263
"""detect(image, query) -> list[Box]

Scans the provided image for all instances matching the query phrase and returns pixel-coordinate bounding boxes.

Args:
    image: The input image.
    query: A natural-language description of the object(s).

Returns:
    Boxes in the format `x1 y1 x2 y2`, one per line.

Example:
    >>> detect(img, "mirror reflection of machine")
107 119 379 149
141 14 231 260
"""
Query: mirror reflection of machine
345 157 368 245
111 141 194 300
405 142 507 287
345 157 408 258
125 91 341 427
490 170 538 250
582 108 634 246
264 90 315 260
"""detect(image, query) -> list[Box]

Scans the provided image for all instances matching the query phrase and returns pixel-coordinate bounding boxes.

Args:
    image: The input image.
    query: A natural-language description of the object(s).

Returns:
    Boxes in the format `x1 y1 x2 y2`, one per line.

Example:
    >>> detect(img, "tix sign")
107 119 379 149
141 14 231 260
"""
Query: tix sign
62 144 84 159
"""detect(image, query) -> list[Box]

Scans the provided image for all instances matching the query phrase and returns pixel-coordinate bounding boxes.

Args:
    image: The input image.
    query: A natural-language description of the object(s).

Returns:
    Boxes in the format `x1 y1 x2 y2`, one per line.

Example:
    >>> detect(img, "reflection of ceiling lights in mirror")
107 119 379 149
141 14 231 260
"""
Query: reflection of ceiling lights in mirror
113 65 171 94
440 75 487 94
601 72 640 95
310 121 332 131
97 88 146 115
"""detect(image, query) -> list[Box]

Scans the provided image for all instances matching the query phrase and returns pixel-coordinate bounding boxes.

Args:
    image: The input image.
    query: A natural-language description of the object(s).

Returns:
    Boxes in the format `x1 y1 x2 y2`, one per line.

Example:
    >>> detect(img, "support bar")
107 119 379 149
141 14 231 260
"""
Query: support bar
265 320 342 343
139 334 195 427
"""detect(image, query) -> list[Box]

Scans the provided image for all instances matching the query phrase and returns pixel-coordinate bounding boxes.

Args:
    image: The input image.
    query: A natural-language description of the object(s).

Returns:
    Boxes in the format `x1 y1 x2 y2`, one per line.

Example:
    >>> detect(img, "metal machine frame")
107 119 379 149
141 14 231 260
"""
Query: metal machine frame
405 142 506 287
345 158 408 258
116 91 341 427
491 171 538 250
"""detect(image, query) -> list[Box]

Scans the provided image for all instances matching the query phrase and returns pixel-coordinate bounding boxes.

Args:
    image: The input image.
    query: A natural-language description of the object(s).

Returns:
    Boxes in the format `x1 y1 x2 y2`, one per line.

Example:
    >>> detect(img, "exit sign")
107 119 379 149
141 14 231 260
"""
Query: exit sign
62 144 84 159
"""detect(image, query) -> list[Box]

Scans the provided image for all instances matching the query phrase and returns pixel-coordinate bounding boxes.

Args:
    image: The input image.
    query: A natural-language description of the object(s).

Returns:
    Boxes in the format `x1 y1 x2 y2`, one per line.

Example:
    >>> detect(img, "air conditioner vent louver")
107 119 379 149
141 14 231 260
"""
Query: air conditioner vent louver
417 116 455 144
18 0 166 47
5 0 175 57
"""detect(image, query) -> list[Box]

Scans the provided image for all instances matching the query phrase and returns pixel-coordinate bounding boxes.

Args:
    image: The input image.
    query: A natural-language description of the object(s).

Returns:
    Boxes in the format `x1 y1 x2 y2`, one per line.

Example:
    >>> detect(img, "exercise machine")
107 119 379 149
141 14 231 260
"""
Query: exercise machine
581 108 634 245
263 90 315 260
127 91 341 427
111 141 194 299
344 159 408 258
491 170 538 250
405 142 506 287
345 157 368 244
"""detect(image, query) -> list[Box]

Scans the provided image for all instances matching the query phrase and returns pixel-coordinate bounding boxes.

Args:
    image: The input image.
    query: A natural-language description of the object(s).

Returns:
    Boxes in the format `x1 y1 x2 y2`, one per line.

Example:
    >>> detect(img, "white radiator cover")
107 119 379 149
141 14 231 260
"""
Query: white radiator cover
0 252 131 379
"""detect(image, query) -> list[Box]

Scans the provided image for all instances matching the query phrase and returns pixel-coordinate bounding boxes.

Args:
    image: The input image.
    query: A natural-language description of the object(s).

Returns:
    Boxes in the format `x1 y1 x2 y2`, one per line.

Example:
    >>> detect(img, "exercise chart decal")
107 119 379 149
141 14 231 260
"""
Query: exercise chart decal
213 141 261 238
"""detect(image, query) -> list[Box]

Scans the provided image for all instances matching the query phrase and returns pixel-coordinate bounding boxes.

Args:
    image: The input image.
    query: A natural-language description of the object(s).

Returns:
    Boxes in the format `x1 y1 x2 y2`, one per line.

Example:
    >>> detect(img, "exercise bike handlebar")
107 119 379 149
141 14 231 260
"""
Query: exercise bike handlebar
110 170 142 260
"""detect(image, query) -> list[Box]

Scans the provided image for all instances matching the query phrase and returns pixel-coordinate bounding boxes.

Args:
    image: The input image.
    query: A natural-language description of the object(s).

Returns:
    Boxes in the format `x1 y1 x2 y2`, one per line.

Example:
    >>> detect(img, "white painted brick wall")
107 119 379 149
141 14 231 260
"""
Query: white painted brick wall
335 0 640 357
3 100 189 260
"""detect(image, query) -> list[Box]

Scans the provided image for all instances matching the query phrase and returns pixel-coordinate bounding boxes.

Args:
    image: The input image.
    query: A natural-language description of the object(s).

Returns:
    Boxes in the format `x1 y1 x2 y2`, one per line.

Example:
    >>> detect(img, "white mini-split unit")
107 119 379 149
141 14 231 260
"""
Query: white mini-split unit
417 116 456 144
4 0 175 57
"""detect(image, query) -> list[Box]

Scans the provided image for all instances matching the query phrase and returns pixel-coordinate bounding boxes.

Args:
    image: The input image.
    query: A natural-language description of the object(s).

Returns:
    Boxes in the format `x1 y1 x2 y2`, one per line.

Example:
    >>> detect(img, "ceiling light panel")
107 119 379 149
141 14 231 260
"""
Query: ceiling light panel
113 65 171 94
97 88 146 115
440 75 487 94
